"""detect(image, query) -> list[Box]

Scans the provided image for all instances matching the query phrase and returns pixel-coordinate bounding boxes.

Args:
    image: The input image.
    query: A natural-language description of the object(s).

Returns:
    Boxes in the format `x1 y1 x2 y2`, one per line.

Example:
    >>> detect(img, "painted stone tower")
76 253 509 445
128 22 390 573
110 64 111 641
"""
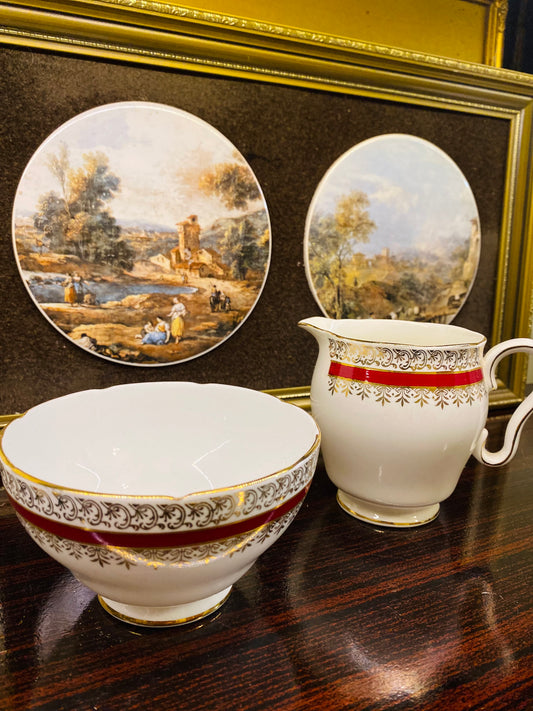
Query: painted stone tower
170 215 201 267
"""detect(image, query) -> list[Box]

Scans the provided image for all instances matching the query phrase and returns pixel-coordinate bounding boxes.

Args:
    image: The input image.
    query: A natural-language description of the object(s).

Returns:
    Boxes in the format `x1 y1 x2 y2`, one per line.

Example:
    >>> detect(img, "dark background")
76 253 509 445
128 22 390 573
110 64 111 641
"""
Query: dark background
504 0 533 73
0 45 510 413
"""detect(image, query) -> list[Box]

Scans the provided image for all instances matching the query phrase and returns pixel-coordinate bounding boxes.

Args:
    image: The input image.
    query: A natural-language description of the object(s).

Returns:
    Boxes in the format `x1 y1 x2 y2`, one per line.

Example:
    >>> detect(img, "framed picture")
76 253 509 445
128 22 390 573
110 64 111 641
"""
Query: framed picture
1 1 532 420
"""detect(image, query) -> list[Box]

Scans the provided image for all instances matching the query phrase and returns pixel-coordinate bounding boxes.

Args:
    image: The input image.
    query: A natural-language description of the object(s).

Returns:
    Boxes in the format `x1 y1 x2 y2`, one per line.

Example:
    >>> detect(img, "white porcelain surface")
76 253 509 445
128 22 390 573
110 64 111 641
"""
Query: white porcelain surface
299 316 533 527
0 382 320 624
2 382 317 496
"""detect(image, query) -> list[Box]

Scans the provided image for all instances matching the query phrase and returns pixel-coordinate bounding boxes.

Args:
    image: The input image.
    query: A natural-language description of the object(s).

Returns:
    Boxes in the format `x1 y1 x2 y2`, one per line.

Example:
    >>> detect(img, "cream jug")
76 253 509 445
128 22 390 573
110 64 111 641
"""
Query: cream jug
299 317 533 527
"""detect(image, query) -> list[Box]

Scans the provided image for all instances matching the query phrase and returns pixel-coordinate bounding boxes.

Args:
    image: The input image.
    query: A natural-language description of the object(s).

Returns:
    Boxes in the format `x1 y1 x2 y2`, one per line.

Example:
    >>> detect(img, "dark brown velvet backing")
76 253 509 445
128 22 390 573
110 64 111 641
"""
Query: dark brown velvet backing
0 46 509 413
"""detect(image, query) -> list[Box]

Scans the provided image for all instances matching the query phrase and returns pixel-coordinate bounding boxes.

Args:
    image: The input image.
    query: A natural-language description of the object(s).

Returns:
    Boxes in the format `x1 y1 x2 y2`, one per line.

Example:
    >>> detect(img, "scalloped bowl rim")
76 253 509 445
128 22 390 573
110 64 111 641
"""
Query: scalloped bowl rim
0 382 320 499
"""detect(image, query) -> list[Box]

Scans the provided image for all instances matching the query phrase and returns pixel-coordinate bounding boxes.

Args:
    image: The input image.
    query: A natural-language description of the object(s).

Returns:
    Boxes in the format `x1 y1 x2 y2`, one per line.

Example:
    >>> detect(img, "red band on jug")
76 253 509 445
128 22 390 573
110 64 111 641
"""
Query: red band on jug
328 361 483 388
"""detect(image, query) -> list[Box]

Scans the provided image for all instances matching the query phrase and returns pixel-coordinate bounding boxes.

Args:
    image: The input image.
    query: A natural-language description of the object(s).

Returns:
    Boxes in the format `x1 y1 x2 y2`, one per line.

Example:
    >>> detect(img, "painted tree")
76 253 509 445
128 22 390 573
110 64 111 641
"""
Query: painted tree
46 142 71 213
199 161 267 280
33 191 70 252
34 142 72 251
308 190 376 318
33 149 133 269
198 162 261 210
219 218 267 280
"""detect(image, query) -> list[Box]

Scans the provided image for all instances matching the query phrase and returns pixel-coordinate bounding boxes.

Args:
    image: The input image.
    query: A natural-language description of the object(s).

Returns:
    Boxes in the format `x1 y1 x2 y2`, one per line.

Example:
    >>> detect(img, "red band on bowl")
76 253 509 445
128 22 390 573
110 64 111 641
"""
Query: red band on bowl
7 485 310 548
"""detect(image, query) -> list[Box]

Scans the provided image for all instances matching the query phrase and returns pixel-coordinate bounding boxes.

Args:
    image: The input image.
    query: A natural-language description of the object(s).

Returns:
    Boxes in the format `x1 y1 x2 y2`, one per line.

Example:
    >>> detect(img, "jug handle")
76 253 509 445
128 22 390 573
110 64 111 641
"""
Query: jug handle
473 338 533 467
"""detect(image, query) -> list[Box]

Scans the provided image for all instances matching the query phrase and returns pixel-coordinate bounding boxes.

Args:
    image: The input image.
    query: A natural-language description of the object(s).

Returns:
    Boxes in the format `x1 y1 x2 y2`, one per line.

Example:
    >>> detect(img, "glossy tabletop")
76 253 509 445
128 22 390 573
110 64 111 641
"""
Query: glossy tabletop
1 413 532 710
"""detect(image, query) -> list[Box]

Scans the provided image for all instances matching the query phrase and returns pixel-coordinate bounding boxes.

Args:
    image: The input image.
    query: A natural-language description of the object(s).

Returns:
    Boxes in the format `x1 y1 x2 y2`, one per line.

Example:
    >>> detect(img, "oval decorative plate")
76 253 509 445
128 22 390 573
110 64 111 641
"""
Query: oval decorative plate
304 134 480 323
13 101 271 366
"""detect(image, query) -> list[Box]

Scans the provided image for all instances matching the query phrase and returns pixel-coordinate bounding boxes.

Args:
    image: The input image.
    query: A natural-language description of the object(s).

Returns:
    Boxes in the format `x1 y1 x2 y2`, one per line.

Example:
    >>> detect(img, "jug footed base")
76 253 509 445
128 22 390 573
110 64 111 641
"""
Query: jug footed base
99 586 232 627
337 490 439 527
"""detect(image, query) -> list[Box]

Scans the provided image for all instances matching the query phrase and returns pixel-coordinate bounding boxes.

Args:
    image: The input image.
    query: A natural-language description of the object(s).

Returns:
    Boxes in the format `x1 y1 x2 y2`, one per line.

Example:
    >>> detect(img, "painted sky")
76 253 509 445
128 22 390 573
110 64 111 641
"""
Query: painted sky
307 134 479 259
14 101 265 230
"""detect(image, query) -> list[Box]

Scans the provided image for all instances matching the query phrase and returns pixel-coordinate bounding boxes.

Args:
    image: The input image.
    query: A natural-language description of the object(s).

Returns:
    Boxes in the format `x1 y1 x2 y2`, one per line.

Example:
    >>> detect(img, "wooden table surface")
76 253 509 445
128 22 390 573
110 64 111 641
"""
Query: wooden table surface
0 413 532 711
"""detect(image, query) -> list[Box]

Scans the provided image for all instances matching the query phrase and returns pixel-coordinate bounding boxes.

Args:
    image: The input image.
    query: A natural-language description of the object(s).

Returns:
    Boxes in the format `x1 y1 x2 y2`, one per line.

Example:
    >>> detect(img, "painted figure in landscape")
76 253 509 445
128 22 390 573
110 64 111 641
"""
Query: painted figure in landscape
304 134 480 324
12 102 270 365
168 297 187 344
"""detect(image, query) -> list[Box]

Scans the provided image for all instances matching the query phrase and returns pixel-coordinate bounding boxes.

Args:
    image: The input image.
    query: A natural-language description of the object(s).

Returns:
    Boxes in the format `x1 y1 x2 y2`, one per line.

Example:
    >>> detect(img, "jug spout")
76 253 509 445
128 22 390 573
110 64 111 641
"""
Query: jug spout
298 316 334 400
298 316 333 341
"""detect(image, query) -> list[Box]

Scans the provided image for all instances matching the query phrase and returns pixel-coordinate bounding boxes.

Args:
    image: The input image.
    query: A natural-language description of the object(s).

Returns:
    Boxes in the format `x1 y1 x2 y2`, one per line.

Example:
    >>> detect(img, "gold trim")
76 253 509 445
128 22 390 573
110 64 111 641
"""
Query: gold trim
0 1 522 79
336 491 439 527
0 414 22 431
97 589 231 626
1 2 533 92
484 0 508 67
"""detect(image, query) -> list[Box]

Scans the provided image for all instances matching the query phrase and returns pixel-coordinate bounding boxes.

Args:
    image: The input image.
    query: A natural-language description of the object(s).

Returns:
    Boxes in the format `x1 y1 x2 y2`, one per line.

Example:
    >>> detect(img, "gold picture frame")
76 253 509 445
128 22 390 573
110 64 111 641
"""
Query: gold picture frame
1 1 532 420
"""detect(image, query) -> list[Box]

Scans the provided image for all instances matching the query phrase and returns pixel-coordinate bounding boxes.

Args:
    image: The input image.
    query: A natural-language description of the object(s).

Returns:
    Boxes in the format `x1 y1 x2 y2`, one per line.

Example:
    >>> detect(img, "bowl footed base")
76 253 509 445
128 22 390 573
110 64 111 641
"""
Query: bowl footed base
337 490 439 527
98 586 232 627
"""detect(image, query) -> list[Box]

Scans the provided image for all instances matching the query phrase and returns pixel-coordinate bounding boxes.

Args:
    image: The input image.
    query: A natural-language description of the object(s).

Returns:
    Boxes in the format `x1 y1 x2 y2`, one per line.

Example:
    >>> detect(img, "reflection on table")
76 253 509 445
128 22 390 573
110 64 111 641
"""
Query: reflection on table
0 413 531 710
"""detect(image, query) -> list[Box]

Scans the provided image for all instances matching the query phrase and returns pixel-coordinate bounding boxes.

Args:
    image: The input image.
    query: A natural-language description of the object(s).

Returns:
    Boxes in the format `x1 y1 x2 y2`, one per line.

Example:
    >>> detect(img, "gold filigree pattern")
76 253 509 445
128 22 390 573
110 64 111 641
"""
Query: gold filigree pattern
96 0 515 80
1 451 317 532
328 337 482 373
19 508 298 568
328 375 486 407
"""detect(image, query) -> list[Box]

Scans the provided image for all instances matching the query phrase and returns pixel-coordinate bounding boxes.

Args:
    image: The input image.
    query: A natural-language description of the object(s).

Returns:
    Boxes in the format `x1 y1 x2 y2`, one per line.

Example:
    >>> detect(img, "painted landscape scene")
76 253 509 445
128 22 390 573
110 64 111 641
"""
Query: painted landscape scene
13 102 270 365
305 134 480 323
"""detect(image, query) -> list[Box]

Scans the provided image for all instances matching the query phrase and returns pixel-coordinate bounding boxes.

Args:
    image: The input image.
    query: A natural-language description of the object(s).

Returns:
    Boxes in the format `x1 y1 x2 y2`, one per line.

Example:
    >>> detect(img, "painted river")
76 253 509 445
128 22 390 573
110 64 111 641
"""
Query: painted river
23 271 197 304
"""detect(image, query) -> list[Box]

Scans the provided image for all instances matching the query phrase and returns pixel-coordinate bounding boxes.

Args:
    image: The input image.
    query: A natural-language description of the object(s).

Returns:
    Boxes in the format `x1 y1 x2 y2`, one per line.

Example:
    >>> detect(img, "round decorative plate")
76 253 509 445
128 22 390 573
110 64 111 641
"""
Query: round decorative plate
304 134 480 323
13 101 271 366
